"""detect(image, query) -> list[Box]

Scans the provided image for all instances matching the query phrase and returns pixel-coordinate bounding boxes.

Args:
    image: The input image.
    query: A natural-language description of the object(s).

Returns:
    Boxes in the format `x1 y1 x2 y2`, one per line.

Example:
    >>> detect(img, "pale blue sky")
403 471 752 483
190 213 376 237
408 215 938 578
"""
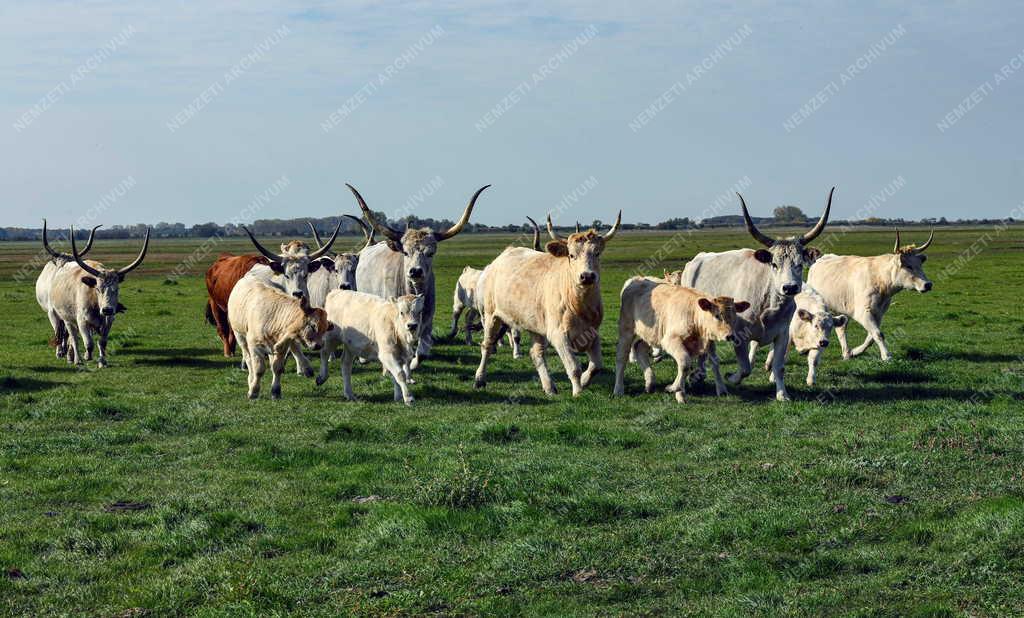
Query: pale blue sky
2 1 1022 227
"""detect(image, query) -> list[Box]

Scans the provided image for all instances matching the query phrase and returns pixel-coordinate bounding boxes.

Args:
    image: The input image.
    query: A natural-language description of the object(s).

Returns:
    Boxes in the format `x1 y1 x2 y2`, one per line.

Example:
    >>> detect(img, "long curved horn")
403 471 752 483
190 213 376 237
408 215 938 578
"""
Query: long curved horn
603 210 622 241
525 216 541 251
435 185 490 241
308 219 342 260
241 226 282 263
913 229 934 254
306 221 329 255
799 186 834 245
575 221 581 233
738 193 775 247
892 228 902 253
116 228 151 276
546 214 563 241
69 225 103 278
346 183 402 242
343 214 373 250
43 219 101 259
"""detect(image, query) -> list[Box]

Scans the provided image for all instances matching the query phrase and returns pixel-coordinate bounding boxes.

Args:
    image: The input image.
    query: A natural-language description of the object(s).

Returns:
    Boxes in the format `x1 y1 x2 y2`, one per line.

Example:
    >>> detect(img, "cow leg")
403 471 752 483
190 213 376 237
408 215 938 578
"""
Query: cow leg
770 334 790 402
247 347 266 399
864 312 891 361
660 339 690 401
47 310 67 358
269 347 288 400
709 343 728 396
210 300 235 357
340 349 356 401
727 339 752 385
448 297 465 342
65 320 83 366
548 332 584 396
289 342 314 377
411 318 433 370
316 335 339 387
806 348 822 386
464 308 478 345
613 327 635 396
835 319 851 359
633 342 656 393
76 318 95 364
522 334 555 395
383 354 414 405
473 313 504 389
96 320 111 369
508 328 522 359
580 334 602 387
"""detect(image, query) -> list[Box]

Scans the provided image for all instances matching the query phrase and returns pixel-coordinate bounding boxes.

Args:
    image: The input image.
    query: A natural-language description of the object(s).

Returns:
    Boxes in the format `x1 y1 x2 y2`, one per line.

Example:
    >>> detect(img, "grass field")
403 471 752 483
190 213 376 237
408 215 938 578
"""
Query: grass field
1 226 1023 616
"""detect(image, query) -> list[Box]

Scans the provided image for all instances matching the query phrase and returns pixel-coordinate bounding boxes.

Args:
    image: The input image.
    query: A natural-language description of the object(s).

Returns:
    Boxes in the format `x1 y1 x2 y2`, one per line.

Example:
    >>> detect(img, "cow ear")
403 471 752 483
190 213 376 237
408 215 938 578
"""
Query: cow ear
919 255 927 262
81 276 97 288
545 240 569 257
798 309 813 321
321 260 336 272
833 315 847 327
754 249 772 264
697 298 714 312
326 322 335 331
270 262 285 274
734 301 750 313
116 302 128 313
307 260 322 273
803 247 822 264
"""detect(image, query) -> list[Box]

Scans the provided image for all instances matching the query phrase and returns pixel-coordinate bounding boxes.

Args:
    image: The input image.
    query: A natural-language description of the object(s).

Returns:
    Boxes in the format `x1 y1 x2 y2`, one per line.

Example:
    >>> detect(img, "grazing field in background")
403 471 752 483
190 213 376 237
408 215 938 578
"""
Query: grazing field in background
1 226 1023 616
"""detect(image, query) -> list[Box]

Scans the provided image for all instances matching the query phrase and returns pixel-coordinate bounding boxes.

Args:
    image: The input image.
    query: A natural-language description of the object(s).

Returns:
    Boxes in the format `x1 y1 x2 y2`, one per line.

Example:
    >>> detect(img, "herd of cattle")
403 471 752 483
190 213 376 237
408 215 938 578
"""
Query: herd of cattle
33 185 936 404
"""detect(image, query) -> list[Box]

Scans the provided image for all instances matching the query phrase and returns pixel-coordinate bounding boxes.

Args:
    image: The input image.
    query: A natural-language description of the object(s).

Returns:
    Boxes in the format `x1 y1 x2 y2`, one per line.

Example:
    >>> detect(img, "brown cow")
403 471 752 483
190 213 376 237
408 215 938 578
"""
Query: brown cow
206 254 271 357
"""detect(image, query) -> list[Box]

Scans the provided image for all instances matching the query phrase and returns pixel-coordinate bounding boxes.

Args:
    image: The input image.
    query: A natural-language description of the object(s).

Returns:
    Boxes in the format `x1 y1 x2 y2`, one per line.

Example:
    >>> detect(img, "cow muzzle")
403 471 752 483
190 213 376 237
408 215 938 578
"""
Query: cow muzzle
782 283 800 296
101 307 116 316
407 322 419 333
579 272 597 286
819 339 829 348
339 283 352 291
725 334 736 343
919 281 933 293
292 291 304 299
408 267 424 280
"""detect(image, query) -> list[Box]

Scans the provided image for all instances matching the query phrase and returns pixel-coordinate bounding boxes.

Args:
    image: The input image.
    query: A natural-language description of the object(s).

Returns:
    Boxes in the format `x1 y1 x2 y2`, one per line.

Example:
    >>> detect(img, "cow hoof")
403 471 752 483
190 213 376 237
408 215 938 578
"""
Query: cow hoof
315 374 328 387
674 391 686 403
404 399 414 406
474 378 486 389
806 379 815 387
302 367 314 378
612 386 624 396
727 373 744 385
247 392 258 400
97 359 108 369
644 384 656 394
715 387 729 397
271 391 281 400
775 392 791 402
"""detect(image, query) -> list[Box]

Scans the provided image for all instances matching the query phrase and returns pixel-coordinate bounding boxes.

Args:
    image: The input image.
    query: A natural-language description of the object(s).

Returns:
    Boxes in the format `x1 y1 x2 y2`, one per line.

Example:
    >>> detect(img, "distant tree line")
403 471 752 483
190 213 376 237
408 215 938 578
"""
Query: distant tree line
0 209 1016 241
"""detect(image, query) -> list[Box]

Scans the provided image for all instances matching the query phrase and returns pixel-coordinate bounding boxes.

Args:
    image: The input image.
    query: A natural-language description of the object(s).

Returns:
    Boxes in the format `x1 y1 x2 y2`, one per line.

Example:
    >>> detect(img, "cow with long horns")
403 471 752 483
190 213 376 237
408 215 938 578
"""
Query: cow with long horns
807 229 934 361
348 183 489 369
36 220 103 359
47 226 150 367
204 221 341 360
473 213 622 396
681 188 834 401
304 217 374 305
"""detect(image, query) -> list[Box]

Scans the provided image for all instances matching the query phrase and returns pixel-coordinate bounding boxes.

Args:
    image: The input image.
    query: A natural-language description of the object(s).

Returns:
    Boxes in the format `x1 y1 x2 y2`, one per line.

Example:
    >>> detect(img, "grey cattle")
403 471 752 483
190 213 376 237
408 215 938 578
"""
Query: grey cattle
36 220 102 359
241 219 342 300
807 229 934 361
348 183 489 369
681 188 833 401
49 226 150 368
305 216 374 307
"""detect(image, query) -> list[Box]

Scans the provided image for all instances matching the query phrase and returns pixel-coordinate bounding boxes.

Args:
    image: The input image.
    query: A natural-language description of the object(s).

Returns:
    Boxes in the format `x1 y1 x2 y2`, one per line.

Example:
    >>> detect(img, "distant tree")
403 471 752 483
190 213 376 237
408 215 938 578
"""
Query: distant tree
773 205 807 222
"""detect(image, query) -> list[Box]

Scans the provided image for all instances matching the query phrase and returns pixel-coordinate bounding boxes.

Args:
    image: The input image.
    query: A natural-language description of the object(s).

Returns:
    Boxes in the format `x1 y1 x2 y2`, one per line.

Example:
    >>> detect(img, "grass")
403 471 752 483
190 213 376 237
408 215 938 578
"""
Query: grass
1 226 1022 616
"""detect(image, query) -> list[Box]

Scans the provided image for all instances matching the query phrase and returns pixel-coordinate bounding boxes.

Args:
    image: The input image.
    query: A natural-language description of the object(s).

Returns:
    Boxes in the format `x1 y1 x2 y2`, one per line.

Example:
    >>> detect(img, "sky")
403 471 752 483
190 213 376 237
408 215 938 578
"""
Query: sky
1 1 1022 228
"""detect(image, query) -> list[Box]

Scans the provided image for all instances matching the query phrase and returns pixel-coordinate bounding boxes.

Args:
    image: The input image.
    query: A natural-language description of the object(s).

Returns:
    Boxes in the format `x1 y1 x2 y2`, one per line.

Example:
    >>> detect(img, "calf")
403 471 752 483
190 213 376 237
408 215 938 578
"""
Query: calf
807 230 934 361
614 277 748 402
448 266 485 345
751 285 846 386
316 291 425 405
227 276 333 399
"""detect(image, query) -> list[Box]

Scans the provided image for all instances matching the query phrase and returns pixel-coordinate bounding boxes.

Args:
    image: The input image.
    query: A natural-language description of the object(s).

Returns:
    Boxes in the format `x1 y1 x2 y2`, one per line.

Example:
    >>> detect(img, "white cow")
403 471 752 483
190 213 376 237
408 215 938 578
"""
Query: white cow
36 220 102 359
228 276 333 399
317 291 425 405
807 230 934 361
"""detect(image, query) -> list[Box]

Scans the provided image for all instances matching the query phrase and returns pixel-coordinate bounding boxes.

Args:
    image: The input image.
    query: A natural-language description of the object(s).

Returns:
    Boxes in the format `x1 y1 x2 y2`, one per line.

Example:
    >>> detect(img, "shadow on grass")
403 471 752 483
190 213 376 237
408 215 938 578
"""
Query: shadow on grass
1 375 65 393
122 346 221 358
132 357 227 369
904 348 1022 363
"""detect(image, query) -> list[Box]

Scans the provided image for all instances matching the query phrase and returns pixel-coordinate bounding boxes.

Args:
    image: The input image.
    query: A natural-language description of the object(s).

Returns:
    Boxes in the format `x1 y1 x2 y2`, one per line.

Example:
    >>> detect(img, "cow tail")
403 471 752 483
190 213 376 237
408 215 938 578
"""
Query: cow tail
205 301 216 327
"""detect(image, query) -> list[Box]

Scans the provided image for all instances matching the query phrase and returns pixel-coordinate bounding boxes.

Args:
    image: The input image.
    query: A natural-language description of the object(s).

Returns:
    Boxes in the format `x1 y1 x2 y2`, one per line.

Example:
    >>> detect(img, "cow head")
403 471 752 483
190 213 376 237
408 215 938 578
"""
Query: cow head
348 184 489 291
698 296 751 343
70 225 150 317
892 229 934 293
242 219 342 299
308 215 374 291
42 219 101 265
663 269 685 285
296 296 333 352
393 294 426 346
739 187 834 297
545 212 622 288
792 304 846 354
